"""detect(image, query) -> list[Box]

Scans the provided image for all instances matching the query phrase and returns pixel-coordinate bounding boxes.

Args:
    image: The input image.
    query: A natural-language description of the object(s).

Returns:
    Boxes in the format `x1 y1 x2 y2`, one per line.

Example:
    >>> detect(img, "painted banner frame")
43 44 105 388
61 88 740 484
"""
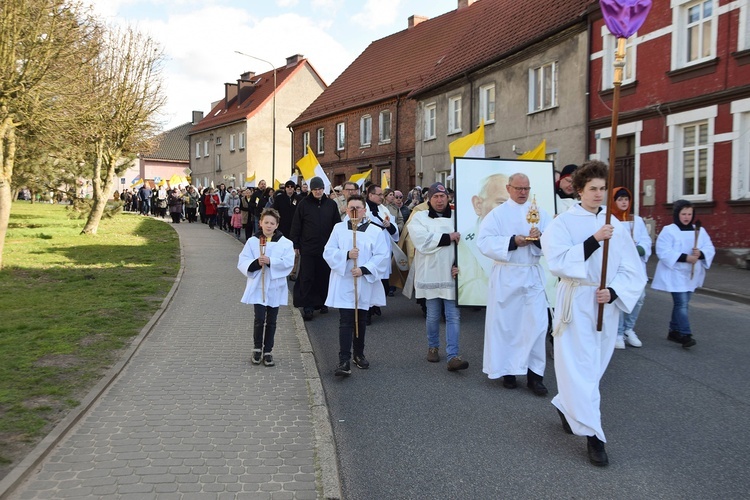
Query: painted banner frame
454 157 557 307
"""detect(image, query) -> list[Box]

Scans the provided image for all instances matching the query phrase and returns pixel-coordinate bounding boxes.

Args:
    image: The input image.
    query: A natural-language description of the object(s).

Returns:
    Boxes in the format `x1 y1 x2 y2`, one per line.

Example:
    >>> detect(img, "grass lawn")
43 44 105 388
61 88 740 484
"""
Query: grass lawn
0 202 179 478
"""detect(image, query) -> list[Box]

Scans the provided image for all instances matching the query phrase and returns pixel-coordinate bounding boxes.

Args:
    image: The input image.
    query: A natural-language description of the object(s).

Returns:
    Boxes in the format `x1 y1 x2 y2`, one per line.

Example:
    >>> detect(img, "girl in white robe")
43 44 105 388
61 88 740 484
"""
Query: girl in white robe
540 162 646 466
238 209 295 366
651 199 715 347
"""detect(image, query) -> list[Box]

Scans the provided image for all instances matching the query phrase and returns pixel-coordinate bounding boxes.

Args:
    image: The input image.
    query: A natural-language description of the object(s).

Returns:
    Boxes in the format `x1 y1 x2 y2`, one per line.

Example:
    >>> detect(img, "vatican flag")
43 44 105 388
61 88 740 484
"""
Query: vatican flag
518 140 546 160
349 169 372 189
449 120 485 165
296 146 332 193
245 172 256 188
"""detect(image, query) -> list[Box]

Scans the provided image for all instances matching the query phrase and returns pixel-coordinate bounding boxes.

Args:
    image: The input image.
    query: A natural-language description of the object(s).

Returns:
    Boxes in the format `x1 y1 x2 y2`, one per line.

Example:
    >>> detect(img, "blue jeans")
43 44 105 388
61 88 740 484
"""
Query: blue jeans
669 291 693 335
426 298 461 360
618 288 646 336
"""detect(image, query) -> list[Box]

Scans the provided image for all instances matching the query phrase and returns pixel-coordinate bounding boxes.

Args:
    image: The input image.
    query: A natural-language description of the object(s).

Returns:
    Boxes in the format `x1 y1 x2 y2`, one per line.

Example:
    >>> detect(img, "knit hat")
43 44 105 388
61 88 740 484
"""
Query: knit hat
284 180 296 188
309 177 324 190
427 182 447 199
559 164 578 180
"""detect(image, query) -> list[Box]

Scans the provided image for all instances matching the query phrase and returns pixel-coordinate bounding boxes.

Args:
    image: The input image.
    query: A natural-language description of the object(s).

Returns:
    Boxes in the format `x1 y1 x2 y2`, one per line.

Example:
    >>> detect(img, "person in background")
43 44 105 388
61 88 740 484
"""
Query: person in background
240 188 256 240
225 189 241 231
230 206 243 239
555 164 579 215
167 188 183 224
272 180 300 238
393 190 411 225
383 188 405 233
183 186 199 223
610 187 651 349
216 183 229 231
409 182 469 372
238 208 295 367
651 199 715 349
204 188 219 229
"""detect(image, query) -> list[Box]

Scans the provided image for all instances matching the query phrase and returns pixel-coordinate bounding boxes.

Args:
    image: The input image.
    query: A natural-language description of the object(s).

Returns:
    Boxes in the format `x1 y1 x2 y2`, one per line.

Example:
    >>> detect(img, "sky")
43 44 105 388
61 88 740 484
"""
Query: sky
90 0 460 131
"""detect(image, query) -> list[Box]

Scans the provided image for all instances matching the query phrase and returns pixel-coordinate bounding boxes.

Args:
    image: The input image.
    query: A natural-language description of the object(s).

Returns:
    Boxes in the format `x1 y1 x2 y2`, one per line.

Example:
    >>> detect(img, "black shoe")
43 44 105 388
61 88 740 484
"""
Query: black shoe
372 306 381 316
263 353 275 367
303 308 314 321
681 334 696 348
251 349 262 365
353 354 369 369
527 370 548 396
667 330 683 343
366 311 372 325
527 379 549 396
320 306 329 314
587 436 609 466
503 375 517 389
557 408 573 435
335 361 351 377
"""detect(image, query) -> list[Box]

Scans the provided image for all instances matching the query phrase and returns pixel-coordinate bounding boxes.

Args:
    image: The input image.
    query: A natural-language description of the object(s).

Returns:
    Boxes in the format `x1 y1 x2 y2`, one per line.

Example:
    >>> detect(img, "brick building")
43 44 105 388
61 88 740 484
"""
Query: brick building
588 0 750 263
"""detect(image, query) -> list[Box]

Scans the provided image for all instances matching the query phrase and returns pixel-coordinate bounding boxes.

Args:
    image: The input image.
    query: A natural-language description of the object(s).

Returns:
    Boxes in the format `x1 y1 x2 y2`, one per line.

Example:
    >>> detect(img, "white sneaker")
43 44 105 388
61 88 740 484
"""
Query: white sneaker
625 330 642 348
615 337 626 350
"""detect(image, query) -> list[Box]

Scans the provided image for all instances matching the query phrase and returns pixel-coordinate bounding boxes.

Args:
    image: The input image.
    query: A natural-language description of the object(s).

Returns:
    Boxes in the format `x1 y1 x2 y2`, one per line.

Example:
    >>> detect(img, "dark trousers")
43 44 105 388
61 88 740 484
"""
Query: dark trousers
217 207 229 229
186 207 197 222
208 214 217 228
254 305 279 353
170 211 181 223
339 308 367 363
244 218 254 240
293 254 331 309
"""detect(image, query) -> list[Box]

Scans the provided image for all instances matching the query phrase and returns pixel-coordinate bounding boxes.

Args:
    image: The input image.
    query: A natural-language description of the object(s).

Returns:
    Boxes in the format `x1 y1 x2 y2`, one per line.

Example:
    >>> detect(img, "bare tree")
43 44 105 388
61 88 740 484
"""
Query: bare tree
0 0 99 268
78 25 166 235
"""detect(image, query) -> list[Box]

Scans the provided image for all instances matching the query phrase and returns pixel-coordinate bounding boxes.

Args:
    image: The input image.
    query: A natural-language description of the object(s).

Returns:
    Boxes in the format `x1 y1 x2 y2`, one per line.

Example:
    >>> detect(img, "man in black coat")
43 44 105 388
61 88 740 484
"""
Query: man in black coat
290 176 340 321
272 180 300 238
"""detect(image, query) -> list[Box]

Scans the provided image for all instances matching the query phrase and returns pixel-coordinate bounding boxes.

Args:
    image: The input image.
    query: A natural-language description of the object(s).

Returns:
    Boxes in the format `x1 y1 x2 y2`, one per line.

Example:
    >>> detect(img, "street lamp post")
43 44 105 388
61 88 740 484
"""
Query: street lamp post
234 51 276 186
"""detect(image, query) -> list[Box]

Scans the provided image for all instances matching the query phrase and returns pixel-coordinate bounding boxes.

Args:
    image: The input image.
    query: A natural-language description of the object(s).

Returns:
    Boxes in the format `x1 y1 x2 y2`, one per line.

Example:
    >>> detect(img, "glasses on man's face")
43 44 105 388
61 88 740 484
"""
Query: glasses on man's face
395 196 403 199
509 186 531 192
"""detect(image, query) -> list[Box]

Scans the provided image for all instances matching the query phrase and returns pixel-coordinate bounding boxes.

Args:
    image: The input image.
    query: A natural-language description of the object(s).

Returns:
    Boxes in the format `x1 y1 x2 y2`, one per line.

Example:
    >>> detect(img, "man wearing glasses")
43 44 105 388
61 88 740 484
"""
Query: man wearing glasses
290 177 342 321
339 182 360 220
477 173 552 396
555 164 579 215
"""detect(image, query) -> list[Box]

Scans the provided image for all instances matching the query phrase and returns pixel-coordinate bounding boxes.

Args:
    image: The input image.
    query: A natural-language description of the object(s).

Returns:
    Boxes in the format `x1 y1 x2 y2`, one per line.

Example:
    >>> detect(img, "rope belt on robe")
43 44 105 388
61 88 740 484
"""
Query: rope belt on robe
553 277 600 338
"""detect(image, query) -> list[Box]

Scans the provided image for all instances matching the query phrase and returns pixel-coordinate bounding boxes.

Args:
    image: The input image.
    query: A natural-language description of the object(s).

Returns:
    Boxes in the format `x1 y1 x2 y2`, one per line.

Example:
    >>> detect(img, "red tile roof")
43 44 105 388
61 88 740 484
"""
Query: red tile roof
290 0 595 127
190 59 323 134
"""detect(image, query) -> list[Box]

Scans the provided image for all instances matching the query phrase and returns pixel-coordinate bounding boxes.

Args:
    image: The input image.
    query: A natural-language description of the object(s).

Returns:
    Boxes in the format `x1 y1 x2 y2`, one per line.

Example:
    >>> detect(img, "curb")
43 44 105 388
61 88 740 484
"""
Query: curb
0 222 187 500
695 286 750 306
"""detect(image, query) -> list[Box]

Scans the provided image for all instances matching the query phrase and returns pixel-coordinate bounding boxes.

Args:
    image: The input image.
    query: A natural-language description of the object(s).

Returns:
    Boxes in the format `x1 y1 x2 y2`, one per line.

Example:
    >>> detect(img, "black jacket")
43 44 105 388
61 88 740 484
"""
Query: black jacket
289 194 340 256
272 192 300 237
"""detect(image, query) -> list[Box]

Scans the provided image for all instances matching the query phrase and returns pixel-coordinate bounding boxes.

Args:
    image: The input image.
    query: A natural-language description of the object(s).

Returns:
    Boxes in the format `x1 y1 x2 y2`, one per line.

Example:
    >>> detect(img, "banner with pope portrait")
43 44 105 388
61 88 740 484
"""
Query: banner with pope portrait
454 157 557 307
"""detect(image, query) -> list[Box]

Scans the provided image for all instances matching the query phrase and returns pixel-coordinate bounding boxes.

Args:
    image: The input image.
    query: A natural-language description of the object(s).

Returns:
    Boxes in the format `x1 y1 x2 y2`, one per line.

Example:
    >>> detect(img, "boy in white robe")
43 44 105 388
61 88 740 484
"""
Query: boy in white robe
541 161 646 467
238 208 295 366
324 195 390 377
478 173 552 395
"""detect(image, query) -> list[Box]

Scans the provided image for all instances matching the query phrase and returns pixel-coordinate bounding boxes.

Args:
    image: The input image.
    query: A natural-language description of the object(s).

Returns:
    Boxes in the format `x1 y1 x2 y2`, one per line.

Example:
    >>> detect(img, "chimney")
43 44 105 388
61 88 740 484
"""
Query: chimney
408 15 428 28
224 82 238 105
457 0 476 9
240 71 255 81
286 54 304 68
191 110 203 125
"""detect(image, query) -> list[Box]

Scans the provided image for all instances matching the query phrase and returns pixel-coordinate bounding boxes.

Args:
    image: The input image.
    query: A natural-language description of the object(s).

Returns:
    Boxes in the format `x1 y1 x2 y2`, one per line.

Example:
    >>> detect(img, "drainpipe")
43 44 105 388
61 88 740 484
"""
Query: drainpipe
394 95 401 190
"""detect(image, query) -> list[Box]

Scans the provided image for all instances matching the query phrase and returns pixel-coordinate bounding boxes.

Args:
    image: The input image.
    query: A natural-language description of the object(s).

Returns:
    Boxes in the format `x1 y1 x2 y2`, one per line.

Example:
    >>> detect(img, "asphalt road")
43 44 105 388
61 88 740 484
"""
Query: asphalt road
304 286 750 499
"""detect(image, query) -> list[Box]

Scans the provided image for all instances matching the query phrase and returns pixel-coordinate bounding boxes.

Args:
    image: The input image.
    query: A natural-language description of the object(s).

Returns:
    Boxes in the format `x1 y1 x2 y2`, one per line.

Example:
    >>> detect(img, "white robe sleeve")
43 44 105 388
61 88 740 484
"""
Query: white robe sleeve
540 214 590 280
655 225 684 270
697 228 715 270
607 222 648 313
266 237 295 280
323 223 349 277
237 237 261 278
477 208 513 262
409 213 446 255
362 226 391 284
633 216 652 263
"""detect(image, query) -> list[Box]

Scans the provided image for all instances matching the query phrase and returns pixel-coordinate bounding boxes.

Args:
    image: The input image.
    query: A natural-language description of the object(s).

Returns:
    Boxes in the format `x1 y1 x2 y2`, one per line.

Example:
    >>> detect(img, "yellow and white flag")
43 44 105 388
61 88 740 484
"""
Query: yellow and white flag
349 169 372 189
518 140 546 160
296 146 331 193
449 120 485 165
245 172 256 188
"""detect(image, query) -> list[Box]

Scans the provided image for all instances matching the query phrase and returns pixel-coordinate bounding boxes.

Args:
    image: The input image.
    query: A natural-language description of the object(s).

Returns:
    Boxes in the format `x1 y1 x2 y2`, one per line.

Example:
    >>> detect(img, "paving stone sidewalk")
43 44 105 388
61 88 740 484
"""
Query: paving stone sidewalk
3 221 340 500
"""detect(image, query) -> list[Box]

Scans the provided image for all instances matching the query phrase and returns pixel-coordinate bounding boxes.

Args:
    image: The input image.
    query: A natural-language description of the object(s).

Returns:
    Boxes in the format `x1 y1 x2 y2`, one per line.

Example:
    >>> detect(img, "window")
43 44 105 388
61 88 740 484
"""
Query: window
424 103 436 140
602 33 637 89
216 154 222 172
230 134 236 151
667 106 716 202
672 0 716 69
680 122 709 197
204 140 209 157
215 136 222 146
302 131 310 152
317 128 325 154
239 132 246 150
379 111 391 143
448 96 462 134
360 115 372 146
529 62 557 113
195 142 201 159
336 122 346 150
731 98 750 200
479 84 495 124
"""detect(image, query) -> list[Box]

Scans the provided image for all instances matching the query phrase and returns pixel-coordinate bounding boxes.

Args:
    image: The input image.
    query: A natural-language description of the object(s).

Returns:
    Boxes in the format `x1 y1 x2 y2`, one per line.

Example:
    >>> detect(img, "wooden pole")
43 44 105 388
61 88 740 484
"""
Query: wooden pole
350 208 360 339
260 235 267 303
597 37 626 331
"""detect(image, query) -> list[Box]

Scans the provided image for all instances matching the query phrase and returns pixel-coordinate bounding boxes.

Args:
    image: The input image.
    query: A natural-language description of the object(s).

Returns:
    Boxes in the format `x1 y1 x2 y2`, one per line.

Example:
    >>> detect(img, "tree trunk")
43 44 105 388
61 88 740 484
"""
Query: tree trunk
81 146 118 235
0 117 17 270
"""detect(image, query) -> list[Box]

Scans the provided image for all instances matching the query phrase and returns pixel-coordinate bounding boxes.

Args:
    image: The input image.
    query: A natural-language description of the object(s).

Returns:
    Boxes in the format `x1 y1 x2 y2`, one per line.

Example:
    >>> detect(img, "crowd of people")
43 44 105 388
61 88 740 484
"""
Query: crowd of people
136 165 712 469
